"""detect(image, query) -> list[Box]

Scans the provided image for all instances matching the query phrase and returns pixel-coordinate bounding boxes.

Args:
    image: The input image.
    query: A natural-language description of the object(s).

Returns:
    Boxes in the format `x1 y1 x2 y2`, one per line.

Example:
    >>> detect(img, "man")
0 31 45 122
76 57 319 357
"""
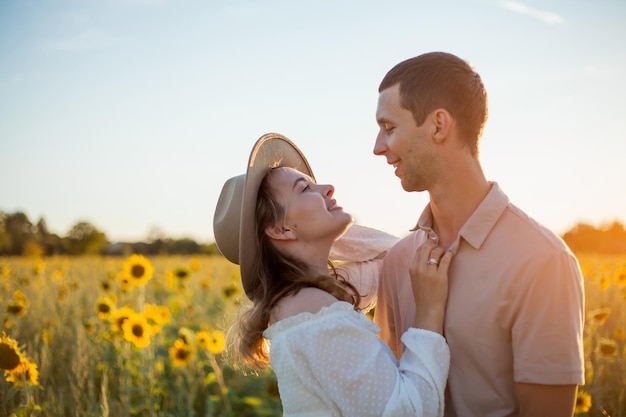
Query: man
373 52 585 417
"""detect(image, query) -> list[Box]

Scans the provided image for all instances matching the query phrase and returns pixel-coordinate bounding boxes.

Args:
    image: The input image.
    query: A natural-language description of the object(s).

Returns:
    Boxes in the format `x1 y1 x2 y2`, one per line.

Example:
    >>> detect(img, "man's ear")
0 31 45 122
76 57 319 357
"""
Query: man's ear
265 225 297 241
431 109 452 143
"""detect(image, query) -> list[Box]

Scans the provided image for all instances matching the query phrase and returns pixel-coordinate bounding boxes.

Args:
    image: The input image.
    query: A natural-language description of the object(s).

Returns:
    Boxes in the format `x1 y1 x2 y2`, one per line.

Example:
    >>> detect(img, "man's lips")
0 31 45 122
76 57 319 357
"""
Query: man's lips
390 160 400 176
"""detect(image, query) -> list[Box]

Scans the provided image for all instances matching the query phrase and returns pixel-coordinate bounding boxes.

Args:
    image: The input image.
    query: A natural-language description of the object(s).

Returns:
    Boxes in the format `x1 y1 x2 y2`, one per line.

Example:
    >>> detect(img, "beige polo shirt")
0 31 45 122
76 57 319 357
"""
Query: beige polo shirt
374 182 585 417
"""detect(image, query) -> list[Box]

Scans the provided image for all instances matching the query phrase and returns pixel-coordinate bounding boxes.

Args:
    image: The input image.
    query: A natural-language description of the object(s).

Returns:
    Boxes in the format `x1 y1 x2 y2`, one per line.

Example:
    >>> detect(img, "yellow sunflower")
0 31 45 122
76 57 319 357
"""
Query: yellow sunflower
51 268 65 282
169 338 195 367
101 277 112 291
178 327 195 345
190 258 201 272
83 318 97 335
143 304 171 334
32 259 44 275
222 284 240 299
164 270 176 290
574 389 592 414
596 337 618 358
123 254 154 286
109 305 136 334
599 276 611 290
4 358 39 387
122 312 152 349
196 331 211 347
117 271 134 292
0 332 23 371
7 290 27 317
242 397 263 408
205 330 225 355
173 267 191 281
95 295 116 321
6 302 26 316
57 283 69 302
588 307 610 325
200 276 212 290
614 265 626 286
204 372 217 385
42 328 52 344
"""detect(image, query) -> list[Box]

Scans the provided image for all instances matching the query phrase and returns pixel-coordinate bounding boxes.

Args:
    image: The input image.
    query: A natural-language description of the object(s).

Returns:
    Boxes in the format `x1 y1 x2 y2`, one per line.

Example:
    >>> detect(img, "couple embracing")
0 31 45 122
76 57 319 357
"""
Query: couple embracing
213 52 585 417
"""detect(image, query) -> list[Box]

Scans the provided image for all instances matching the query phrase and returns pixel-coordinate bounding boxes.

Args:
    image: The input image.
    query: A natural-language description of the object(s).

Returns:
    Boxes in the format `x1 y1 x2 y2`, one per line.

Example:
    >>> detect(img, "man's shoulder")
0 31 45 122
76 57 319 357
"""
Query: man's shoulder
502 202 569 251
495 203 581 274
478 182 565 252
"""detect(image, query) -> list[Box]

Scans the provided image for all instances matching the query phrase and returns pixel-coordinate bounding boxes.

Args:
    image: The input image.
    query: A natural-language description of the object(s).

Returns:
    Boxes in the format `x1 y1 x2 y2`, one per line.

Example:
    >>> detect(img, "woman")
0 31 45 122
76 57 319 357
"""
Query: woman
213 133 452 417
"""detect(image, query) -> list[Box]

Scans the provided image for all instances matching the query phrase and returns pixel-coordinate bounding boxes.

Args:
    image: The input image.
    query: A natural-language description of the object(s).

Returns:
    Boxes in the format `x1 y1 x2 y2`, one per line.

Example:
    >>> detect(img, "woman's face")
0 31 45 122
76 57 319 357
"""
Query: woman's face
267 167 353 243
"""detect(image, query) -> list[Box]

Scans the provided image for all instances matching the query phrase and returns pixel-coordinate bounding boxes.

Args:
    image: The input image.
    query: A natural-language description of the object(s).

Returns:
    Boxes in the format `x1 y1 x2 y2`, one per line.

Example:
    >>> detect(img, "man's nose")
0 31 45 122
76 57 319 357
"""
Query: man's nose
374 131 386 155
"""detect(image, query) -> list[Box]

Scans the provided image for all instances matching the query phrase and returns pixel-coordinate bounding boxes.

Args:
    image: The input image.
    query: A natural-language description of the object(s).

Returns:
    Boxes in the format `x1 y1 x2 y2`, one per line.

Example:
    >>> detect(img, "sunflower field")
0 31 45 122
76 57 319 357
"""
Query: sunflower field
0 253 625 417
575 254 626 416
0 255 281 417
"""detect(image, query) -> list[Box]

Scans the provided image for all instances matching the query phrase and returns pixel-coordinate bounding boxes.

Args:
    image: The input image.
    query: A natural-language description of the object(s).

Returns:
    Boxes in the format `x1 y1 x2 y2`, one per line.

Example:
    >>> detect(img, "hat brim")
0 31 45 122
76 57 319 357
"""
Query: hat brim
239 133 314 298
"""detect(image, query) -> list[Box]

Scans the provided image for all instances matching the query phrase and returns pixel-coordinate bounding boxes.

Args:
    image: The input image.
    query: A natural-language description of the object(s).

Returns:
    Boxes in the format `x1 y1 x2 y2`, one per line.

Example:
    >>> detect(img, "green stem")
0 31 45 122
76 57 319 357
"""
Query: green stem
208 354 232 416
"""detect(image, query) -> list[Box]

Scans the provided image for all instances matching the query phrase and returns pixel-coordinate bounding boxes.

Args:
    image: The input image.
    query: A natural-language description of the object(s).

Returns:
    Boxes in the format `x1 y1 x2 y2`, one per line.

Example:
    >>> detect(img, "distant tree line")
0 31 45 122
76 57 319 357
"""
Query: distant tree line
562 220 626 255
1 210 625 257
0 211 220 256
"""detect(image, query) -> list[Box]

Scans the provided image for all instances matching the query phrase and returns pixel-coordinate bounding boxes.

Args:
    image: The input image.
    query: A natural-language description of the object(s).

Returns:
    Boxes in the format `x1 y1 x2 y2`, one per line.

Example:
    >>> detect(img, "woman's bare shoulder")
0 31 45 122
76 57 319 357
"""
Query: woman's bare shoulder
271 287 339 323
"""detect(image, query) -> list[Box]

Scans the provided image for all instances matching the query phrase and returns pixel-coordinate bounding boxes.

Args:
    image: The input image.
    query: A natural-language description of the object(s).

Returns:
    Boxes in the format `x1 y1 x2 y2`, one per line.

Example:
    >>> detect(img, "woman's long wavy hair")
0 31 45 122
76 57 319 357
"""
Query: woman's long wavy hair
229 169 361 369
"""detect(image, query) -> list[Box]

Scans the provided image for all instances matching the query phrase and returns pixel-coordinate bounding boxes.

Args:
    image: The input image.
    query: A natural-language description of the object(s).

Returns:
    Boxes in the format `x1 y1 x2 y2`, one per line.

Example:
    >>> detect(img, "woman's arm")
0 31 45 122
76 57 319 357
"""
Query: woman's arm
330 224 399 262
331 224 400 311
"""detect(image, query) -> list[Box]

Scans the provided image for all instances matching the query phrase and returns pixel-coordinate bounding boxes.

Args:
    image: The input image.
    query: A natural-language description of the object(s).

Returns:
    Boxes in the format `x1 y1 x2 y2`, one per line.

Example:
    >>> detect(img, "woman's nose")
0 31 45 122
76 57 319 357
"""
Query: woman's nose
322 184 334 197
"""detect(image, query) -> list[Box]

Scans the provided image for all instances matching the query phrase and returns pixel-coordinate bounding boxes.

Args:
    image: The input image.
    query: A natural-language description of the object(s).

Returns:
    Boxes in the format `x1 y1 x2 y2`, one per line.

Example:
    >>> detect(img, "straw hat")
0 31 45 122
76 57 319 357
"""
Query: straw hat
213 133 314 299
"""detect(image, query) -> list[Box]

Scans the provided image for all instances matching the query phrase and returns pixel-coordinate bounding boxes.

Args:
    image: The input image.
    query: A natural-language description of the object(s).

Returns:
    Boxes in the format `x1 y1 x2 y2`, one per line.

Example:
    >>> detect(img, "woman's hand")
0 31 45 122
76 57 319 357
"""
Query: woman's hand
409 237 453 335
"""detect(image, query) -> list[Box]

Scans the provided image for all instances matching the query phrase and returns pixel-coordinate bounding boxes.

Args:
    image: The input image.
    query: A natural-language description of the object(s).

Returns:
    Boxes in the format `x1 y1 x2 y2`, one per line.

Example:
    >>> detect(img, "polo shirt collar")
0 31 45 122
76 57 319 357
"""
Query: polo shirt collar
411 182 510 250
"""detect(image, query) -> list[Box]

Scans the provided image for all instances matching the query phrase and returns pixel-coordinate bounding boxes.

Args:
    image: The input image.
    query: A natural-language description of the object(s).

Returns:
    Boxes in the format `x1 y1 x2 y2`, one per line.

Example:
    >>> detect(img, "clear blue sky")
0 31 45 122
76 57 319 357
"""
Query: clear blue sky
1 0 625 243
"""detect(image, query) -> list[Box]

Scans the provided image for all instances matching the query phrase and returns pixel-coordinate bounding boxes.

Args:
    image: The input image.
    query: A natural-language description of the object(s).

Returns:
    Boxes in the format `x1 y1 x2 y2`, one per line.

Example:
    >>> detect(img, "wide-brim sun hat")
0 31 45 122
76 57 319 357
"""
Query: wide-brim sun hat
213 133 315 300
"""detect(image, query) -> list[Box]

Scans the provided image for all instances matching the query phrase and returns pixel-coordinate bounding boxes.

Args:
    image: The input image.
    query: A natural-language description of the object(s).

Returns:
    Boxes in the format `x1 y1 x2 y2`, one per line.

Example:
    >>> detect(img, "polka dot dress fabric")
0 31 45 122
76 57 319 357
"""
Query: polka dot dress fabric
263 302 450 417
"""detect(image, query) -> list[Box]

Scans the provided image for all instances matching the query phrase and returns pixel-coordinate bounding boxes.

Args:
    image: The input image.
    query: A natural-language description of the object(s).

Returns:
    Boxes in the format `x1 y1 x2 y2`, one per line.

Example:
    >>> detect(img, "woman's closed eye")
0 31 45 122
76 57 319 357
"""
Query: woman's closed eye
293 176 315 192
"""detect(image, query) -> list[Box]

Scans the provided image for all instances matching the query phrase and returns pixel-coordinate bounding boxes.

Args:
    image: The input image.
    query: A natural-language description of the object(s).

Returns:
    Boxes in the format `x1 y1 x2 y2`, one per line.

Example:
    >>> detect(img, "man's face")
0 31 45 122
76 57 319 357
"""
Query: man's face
374 84 436 192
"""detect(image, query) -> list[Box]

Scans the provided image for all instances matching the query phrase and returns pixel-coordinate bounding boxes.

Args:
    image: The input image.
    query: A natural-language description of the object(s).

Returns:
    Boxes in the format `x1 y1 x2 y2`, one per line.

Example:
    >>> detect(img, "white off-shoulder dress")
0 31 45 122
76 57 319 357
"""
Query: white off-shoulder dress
262 225 450 417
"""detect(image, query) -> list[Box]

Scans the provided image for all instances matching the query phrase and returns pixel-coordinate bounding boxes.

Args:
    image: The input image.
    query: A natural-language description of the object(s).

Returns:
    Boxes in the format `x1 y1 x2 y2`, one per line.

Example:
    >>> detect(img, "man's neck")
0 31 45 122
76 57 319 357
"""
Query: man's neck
429 172 491 248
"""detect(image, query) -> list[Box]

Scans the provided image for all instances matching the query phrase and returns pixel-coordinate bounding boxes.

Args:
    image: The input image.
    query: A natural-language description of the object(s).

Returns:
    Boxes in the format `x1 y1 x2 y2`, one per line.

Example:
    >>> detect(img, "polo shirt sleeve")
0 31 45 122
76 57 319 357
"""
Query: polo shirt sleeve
512 249 585 384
